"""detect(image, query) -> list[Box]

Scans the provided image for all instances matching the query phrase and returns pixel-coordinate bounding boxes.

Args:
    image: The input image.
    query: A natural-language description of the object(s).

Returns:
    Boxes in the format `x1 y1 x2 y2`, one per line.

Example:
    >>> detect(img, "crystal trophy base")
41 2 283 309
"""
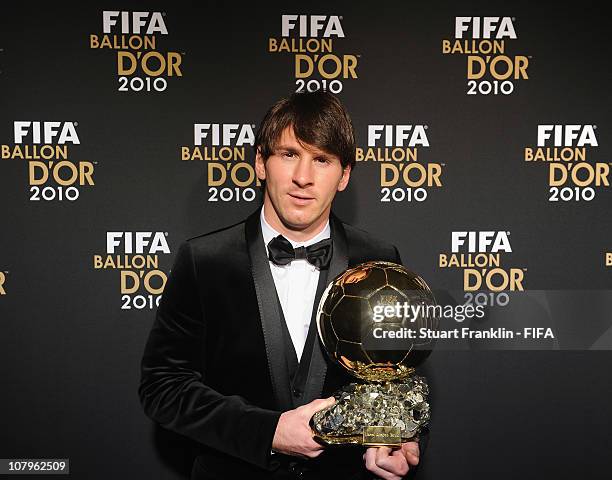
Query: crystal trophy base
311 377 430 447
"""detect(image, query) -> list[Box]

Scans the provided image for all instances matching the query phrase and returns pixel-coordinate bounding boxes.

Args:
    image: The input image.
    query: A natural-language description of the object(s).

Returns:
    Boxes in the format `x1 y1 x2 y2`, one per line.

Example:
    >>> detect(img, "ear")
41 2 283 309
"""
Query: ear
255 148 266 181
337 164 351 192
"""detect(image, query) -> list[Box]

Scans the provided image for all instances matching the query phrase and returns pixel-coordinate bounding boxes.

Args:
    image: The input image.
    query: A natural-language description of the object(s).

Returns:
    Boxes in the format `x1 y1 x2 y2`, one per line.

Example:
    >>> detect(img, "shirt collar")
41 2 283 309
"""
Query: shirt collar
260 205 330 249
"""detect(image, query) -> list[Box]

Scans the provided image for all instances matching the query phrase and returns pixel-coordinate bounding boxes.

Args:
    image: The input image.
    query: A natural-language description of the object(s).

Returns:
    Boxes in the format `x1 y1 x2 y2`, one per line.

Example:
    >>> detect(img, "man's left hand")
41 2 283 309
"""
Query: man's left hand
363 441 420 480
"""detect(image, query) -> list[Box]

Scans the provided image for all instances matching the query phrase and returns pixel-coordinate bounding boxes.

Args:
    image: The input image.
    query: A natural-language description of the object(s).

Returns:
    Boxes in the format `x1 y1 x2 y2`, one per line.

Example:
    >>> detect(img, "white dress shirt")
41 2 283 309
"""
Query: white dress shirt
260 206 330 362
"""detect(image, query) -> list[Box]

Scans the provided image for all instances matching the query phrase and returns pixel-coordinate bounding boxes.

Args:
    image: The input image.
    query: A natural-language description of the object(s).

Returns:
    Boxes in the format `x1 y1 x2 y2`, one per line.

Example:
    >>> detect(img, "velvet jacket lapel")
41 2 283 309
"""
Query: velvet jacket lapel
246 209 293 410
245 208 349 410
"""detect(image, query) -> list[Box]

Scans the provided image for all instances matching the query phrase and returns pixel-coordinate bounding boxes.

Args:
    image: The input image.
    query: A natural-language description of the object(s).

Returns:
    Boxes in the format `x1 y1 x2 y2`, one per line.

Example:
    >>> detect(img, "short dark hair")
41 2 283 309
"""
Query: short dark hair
254 91 356 170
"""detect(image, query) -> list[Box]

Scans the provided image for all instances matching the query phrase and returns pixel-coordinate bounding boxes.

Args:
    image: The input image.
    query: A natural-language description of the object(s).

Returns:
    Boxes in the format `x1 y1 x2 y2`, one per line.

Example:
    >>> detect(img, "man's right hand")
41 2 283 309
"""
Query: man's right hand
271 397 335 459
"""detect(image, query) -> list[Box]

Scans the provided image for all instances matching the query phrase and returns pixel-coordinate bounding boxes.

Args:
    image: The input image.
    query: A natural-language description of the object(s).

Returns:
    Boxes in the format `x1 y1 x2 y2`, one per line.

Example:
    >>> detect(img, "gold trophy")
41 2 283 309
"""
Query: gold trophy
311 261 436 447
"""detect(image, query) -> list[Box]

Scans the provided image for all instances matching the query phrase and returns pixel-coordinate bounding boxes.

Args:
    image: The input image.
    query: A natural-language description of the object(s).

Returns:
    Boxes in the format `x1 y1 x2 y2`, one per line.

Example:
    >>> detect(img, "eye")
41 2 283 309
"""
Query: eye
315 157 331 165
282 151 295 158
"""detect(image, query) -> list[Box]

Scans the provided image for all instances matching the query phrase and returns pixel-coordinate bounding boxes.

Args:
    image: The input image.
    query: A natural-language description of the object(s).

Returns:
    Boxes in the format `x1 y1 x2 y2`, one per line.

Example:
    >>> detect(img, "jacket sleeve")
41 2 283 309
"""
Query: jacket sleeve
138 241 282 470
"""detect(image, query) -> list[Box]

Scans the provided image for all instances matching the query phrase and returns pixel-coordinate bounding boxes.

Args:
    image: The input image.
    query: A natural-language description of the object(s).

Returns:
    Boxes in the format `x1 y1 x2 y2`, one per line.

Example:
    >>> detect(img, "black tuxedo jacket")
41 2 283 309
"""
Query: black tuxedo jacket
139 208 428 479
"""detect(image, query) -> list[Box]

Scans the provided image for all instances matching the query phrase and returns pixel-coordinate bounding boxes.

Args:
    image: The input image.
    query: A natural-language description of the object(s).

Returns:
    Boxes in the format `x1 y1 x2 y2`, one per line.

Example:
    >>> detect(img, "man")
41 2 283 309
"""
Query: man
139 91 427 480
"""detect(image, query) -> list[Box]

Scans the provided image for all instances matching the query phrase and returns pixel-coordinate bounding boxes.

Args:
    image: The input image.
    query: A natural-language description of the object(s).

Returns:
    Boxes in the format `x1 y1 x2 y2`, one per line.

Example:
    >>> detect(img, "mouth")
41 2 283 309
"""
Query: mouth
288 192 315 204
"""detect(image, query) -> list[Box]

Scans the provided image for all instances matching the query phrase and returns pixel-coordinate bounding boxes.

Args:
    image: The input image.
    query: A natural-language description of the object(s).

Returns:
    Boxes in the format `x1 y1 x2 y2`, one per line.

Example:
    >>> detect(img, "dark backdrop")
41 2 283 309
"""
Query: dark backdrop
1 1 610 479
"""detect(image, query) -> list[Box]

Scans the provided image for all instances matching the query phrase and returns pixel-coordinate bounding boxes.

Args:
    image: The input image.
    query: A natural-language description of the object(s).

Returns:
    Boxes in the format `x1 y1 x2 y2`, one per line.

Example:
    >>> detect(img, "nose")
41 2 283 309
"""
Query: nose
292 156 314 188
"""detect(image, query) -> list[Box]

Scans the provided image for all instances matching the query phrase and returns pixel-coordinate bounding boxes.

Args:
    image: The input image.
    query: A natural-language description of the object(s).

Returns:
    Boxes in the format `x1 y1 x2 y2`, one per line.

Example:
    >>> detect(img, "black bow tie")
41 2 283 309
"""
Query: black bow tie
267 235 333 270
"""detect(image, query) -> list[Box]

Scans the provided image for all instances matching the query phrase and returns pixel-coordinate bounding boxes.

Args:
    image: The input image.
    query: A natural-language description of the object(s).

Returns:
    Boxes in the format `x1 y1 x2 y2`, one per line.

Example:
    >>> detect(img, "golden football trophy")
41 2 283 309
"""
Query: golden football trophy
311 261 437 447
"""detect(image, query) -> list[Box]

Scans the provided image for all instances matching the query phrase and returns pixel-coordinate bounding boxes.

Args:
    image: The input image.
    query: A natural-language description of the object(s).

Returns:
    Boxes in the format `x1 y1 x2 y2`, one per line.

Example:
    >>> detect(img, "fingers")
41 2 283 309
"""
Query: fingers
376 447 408 476
285 398 335 459
303 446 325 459
364 447 408 480
304 396 336 416
364 448 395 480
402 441 419 456
288 431 324 459
300 397 335 424
401 441 420 466
303 416 326 455
291 435 326 459
303 434 324 450
274 402 331 459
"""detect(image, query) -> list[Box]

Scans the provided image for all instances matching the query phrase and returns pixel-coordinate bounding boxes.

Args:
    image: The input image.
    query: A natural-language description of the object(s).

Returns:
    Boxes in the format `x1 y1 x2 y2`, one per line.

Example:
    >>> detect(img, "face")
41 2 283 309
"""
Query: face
255 127 351 238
